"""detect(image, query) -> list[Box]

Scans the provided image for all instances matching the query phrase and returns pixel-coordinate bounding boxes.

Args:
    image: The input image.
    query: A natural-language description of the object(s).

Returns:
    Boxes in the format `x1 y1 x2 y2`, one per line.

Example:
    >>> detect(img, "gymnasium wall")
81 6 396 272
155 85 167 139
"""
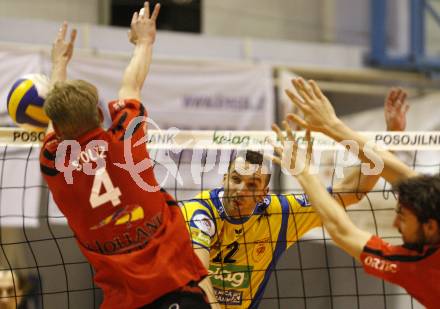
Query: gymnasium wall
0 0 101 24
0 0 435 52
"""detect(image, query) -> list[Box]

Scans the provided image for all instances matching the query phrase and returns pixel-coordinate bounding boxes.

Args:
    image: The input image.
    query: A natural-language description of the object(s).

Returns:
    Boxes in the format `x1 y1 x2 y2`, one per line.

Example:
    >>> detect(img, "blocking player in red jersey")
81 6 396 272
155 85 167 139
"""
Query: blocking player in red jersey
274 79 439 309
39 3 209 309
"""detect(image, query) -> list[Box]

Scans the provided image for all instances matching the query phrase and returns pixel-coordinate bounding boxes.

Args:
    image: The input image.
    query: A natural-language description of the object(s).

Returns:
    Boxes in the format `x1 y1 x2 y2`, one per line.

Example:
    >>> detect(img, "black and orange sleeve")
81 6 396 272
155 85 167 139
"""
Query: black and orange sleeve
107 99 147 143
39 132 60 177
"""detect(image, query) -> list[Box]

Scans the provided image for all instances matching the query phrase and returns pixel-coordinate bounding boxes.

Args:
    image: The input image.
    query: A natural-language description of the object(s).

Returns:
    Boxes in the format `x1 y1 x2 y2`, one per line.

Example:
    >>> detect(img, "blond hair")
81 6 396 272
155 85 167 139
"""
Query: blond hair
44 80 101 139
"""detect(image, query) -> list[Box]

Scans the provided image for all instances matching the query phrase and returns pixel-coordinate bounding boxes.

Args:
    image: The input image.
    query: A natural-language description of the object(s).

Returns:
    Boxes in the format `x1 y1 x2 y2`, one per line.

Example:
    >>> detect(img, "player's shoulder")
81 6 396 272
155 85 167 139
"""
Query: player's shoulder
180 190 218 218
363 235 440 261
41 132 59 154
181 190 213 206
289 193 311 207
39 133 60 176
106 99 147 140
265 193 309 211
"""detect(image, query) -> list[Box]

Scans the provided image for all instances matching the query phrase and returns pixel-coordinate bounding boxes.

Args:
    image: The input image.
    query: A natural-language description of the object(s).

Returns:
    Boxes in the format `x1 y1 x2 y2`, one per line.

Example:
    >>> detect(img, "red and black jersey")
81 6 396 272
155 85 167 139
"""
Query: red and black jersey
40 99 207 309
361 235 440 309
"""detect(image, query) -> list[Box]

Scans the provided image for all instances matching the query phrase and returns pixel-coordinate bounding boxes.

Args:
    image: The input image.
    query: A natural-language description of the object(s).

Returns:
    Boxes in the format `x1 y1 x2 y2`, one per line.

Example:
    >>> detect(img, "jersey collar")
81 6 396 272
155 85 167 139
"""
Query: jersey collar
77 127 105 145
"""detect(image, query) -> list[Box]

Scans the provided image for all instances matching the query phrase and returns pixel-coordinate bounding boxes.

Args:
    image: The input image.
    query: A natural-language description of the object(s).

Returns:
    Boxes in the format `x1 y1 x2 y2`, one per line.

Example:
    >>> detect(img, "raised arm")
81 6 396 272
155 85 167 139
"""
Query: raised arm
271 125 372 260
46 22 77 134
286 78 418 186
118 2 160 101
331 87 411 205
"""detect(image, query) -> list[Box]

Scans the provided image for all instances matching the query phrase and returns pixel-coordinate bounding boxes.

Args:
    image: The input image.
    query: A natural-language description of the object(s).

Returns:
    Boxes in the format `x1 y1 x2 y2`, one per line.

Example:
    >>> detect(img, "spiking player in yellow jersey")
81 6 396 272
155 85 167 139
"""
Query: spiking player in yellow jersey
180 88 409 309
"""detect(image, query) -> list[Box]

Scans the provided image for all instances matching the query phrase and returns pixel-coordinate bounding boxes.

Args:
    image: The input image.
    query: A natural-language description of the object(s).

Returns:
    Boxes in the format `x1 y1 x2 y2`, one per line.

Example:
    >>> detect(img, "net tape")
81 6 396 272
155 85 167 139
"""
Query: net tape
5 128 440 151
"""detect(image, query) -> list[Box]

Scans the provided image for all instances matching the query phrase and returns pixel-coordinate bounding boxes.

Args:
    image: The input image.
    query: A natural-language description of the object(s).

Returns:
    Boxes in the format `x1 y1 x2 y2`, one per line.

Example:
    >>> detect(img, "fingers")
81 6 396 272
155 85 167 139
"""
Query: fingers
388 87 409 114
143 1 150 18
305 129 312 167
386 88 406 108
397 100 410 114
271 123 285 145
285 89 309 112
267 138 283 158
309 80 324 100
283 120 298 158
386 87 409 110
131 11 138 25
385 88 396 108
389 88 398 102
282 120 295 142
294 78 315 101
69 28 77 45
54 22 76 54
57 21 68 41
151 3 161 21
134 2 159 25
286 113 308 129
397 89 407 103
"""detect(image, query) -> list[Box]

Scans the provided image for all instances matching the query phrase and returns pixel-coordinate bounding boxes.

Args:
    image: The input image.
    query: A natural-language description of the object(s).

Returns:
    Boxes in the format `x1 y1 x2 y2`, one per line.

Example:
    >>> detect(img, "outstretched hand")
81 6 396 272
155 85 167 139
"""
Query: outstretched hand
270 120 313 177
128 1 160 45
384 88 409 131
285 78 340 135
51 22 77 65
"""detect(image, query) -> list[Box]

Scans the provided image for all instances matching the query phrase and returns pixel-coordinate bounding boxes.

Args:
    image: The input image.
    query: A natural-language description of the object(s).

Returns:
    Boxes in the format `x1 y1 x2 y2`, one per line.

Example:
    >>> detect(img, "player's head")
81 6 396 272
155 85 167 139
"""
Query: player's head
222 150 271 219
0 270 23 309
393 174 440 247
44 80 103 139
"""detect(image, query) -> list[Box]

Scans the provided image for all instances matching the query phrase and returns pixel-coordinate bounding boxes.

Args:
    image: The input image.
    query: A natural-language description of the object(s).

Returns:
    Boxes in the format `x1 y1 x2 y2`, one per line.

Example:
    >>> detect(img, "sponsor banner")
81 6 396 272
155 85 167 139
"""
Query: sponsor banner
0 52 274 130
68 56 275 130
4 128 440 151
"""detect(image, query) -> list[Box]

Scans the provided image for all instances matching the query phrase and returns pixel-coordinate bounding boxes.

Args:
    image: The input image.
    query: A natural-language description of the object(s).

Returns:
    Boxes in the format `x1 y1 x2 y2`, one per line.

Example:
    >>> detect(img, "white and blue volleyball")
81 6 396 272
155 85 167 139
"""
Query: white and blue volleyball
7 74 50 130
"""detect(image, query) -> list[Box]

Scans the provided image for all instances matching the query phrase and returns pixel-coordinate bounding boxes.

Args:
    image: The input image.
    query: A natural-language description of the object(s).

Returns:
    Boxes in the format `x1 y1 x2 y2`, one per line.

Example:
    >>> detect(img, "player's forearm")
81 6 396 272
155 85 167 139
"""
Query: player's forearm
193 247 220 309
198 277 220 309
296 172 371 259
48 61 68 135
50 61 68 85
333 166 380 206
327 121 418 185
119 41 153 98
297 173 355 238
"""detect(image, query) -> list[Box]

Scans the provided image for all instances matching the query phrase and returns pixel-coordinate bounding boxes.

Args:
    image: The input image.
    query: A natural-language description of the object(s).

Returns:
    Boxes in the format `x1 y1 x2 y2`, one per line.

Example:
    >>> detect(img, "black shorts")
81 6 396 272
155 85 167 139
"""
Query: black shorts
139 281 211 309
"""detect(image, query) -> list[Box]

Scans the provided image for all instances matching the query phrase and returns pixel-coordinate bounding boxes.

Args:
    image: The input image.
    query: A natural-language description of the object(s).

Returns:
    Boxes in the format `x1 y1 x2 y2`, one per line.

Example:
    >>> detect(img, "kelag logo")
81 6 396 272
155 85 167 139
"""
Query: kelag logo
209 264 253 289
212 131 273 147
212 132 251 146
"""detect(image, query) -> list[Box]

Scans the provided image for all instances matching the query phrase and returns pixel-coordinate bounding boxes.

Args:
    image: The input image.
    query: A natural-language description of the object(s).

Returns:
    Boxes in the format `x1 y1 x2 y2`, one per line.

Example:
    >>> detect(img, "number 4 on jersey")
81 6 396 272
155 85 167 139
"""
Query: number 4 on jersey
90 168 122 208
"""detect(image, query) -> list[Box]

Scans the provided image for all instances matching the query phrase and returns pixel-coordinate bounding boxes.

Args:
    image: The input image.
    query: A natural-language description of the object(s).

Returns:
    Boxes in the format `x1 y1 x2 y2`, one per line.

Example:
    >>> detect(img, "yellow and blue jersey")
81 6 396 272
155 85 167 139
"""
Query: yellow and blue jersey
180 188 322 308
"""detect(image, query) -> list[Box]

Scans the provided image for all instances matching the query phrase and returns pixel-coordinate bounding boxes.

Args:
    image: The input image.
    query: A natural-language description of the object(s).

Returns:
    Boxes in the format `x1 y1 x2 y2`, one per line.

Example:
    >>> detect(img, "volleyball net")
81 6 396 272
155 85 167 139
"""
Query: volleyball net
0 129 439 309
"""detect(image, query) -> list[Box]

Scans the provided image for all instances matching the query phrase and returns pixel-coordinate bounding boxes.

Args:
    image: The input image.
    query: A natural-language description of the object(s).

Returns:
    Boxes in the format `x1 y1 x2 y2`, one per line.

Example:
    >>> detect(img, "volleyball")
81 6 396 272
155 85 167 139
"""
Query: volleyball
6 73 50 131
